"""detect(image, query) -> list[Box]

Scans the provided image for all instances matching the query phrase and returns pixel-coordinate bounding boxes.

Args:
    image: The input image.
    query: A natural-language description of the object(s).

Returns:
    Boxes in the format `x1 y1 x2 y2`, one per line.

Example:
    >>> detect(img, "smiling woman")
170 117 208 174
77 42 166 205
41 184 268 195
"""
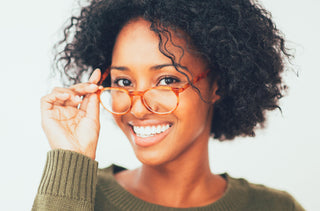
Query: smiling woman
109 19 218 168
32 0 305 210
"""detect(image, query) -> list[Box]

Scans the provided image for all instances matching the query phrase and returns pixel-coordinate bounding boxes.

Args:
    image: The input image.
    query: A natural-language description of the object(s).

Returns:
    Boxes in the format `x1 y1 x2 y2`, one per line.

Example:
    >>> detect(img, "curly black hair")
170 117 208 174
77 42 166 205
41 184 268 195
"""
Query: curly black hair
54 0 292 140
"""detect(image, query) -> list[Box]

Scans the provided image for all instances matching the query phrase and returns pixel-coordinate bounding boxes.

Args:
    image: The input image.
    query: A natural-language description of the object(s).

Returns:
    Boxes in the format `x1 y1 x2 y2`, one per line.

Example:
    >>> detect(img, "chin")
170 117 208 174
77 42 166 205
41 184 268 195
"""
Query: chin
131 146 164 166
131 143 178 167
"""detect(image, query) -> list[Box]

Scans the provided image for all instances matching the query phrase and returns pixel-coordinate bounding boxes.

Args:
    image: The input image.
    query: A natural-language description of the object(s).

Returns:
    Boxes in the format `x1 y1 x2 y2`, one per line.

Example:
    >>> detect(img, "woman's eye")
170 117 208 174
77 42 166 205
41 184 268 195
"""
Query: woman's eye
114 78 132 87
158 77 180 86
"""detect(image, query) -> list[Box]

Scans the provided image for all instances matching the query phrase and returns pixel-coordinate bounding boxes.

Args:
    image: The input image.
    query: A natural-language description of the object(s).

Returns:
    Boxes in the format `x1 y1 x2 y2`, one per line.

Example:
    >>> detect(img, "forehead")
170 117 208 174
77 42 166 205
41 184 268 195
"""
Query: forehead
111 18 207 73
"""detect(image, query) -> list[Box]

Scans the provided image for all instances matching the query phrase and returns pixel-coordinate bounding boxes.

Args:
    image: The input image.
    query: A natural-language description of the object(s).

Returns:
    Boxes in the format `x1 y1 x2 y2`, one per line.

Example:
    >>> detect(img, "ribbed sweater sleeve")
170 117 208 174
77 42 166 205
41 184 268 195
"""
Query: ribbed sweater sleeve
32 149 98 211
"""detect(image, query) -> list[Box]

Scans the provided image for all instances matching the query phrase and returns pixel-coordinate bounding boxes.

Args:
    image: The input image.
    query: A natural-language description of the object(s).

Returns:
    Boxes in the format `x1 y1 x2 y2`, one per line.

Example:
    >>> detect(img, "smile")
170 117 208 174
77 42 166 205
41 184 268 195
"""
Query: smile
128 122 173 147
133 124 171 138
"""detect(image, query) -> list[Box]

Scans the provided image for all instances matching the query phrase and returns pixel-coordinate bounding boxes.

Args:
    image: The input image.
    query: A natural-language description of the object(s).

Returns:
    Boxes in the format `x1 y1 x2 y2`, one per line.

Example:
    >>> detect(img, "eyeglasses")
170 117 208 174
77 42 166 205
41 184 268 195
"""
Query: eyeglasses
97 68 209 115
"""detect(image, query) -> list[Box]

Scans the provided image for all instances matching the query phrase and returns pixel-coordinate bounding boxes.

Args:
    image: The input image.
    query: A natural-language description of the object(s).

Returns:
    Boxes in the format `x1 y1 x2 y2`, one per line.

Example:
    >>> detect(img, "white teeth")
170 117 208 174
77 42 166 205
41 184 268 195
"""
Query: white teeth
133 124 170 137
156 125 161 133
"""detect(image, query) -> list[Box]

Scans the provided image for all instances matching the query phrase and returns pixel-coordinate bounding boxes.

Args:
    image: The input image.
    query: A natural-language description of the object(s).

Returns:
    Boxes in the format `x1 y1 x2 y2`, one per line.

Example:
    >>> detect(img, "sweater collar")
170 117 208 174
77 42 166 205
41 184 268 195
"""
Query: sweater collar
98 164 248 211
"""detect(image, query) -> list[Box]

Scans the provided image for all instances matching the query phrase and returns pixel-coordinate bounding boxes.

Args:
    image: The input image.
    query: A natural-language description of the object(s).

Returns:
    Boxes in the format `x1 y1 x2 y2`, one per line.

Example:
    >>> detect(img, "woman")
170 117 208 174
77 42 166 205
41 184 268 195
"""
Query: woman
33 0 304 210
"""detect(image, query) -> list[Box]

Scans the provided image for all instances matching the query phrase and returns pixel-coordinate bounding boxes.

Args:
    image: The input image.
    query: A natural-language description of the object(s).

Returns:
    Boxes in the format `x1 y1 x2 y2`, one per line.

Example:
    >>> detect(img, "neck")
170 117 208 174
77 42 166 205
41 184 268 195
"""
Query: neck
134 137 220 207
116 108 227 207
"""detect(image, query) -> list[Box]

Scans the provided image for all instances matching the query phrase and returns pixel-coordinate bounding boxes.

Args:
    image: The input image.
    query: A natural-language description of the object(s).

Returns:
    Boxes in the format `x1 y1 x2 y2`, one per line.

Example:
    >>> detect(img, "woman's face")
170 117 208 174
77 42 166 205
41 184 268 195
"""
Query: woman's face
111 18 219 166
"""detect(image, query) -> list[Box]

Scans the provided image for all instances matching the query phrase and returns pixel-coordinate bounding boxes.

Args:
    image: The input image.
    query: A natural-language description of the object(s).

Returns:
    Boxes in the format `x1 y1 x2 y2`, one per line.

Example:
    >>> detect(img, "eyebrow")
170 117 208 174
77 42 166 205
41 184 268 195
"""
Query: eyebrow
109 66 129 71
110 63 177 71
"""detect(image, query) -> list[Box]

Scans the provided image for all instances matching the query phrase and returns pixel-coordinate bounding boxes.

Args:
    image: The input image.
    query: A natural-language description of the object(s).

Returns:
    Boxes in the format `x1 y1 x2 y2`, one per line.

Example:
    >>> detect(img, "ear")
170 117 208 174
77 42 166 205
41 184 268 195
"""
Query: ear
210 80 220 104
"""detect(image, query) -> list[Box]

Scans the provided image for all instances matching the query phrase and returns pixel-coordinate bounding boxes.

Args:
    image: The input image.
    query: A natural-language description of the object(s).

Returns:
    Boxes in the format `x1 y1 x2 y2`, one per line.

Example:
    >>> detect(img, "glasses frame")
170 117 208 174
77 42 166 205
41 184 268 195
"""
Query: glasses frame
97 68 210 115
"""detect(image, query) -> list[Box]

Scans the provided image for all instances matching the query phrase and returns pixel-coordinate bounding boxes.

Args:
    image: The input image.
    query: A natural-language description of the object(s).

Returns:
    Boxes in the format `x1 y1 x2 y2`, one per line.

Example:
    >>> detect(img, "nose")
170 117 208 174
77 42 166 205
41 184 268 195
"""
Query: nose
130 95 151 118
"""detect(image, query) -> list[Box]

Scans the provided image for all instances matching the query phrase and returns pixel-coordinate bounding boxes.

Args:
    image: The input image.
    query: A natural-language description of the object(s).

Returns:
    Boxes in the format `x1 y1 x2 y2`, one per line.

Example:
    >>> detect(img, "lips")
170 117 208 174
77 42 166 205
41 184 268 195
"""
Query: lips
128 121 172 147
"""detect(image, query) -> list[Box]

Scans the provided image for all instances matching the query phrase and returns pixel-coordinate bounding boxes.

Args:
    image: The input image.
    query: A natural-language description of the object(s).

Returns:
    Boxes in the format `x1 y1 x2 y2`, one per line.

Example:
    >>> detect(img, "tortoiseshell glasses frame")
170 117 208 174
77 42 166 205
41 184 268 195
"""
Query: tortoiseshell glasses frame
96 68 210 115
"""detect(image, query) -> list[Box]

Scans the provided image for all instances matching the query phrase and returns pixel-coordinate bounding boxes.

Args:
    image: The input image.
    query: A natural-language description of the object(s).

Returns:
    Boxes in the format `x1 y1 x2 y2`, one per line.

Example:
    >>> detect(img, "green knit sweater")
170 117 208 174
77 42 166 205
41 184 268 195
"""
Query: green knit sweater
32 149 305 211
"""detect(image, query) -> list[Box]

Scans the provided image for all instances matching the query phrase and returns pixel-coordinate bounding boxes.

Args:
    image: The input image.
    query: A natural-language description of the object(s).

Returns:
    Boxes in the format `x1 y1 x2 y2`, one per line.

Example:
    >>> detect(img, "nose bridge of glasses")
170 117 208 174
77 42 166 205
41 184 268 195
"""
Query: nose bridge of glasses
128 90 145 97
129 90 148 109
129 89 153 116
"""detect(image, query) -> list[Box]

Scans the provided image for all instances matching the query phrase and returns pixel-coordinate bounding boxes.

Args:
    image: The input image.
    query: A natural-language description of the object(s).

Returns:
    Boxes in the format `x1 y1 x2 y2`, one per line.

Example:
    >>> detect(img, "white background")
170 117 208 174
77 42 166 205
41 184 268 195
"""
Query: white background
0 0 319 210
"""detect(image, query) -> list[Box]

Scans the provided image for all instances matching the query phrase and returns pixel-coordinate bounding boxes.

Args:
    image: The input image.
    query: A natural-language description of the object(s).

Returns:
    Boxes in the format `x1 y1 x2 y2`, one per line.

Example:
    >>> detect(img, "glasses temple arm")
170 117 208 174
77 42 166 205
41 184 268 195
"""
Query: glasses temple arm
179 70 210 91
98 67 110 86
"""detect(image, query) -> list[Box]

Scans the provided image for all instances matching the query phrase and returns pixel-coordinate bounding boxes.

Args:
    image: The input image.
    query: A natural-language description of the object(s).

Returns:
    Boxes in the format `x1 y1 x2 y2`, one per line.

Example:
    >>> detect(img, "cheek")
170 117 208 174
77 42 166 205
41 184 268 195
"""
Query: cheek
112 115 121 126
113 115 127 134
178 88 211 117
175 92 212 136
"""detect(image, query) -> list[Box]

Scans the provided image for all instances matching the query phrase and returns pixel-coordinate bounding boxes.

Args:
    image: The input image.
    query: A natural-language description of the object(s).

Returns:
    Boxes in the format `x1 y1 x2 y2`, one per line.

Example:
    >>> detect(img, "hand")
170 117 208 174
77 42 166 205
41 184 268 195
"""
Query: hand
40 69 102 160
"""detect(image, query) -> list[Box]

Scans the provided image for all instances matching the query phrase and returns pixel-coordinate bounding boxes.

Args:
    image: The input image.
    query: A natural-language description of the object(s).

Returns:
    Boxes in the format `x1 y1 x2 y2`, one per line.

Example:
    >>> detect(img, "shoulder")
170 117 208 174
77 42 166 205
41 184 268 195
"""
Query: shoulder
225 174 305 211
94 165 128 210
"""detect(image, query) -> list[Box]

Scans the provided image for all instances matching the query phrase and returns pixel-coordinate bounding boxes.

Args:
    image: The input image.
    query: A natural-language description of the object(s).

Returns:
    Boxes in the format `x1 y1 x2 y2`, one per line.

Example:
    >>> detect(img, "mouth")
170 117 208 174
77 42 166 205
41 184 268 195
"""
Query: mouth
129 123 172 147
132 124 171 137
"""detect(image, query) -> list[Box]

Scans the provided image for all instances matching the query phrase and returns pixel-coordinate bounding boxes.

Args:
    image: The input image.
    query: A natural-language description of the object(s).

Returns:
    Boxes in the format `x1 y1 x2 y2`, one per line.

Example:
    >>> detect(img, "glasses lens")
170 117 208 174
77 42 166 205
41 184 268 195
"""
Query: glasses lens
144 87 178 114
100 88 131 114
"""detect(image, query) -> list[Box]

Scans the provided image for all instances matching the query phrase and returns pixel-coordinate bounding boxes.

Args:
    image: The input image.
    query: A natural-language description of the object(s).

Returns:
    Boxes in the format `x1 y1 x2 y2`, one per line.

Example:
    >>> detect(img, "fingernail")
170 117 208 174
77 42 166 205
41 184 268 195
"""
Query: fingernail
89 68 100 80
88 71 95 81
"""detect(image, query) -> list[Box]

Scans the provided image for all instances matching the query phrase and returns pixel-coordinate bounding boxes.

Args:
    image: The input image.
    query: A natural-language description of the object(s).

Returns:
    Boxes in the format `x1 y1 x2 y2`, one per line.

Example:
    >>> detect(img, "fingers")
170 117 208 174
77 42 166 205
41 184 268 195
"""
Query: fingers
40 92 81 113
82 93 100 119
89 68 101 84
41 68 102 113
80 68 101 118
41 92 71 111
67 68 101 95
69 83 99 94
48 82 98 105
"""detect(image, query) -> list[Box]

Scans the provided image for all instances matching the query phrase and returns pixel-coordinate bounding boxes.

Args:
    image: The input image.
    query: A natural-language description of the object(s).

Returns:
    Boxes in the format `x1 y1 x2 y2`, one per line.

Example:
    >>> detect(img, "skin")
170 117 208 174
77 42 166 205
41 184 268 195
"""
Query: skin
112 18 226 207
40 73 101 160
40 17 226 208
